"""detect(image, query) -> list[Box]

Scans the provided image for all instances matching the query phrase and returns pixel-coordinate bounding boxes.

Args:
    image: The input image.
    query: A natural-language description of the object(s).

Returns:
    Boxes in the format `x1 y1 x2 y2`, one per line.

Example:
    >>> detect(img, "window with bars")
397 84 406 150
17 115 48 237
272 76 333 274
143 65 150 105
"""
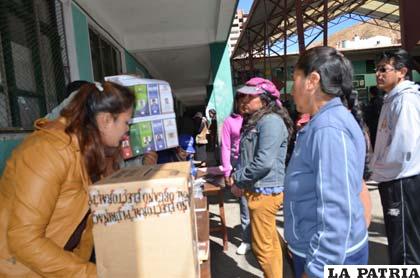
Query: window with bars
89 27 121 82
0 0 69 129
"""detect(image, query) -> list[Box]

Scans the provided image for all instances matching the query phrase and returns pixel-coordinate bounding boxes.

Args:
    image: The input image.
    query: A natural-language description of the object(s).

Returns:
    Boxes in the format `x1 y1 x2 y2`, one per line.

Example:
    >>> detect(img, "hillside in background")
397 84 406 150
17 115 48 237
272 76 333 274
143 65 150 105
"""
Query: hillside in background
313 19 400 49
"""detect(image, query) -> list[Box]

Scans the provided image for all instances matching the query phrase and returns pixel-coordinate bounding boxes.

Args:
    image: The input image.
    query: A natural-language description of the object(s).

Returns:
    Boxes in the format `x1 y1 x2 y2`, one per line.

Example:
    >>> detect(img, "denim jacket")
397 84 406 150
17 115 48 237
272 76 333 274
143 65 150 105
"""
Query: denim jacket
232 113 288 191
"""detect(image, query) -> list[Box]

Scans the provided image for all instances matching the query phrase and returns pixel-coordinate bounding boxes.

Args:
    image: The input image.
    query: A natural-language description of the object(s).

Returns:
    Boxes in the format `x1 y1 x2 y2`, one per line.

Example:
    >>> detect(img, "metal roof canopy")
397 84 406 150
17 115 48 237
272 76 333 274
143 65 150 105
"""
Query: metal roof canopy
75 0 237 107
231 0 401 59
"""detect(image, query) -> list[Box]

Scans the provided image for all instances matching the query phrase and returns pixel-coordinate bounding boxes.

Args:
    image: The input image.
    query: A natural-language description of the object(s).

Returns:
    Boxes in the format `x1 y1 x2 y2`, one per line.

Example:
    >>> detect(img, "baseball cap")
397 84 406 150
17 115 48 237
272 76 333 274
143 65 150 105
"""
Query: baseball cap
237 77 280 97
237 77 282 107
178 134 195 153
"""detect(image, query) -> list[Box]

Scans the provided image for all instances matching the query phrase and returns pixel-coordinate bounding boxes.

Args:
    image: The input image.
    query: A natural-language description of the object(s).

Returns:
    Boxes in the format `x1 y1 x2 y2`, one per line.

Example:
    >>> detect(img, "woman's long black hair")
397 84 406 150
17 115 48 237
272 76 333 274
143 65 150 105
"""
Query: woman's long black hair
295 46 354 98
242 92 294 142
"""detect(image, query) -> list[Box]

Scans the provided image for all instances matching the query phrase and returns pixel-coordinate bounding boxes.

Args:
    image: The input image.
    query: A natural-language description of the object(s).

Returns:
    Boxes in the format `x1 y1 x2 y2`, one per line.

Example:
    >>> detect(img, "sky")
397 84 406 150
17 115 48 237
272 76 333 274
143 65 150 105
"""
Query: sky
237 0 253 11
236 0 360 53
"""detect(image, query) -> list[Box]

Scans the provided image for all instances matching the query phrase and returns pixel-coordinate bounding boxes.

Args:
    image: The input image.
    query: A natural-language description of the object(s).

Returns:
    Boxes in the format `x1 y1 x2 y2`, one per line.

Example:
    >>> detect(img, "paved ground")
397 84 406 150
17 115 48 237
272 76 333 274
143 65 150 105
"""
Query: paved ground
207 182 389 278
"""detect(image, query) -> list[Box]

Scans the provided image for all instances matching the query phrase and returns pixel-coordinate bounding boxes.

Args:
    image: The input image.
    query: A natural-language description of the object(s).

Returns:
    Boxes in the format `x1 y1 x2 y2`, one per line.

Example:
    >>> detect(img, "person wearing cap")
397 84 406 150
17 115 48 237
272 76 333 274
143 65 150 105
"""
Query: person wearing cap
370 49 420 264
230 77 294 278
284 46 368 278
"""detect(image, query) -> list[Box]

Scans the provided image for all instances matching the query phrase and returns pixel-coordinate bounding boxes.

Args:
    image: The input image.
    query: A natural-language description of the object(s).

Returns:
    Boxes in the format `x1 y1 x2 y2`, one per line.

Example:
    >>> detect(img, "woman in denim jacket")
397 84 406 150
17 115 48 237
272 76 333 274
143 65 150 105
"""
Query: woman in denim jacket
231 77 293 278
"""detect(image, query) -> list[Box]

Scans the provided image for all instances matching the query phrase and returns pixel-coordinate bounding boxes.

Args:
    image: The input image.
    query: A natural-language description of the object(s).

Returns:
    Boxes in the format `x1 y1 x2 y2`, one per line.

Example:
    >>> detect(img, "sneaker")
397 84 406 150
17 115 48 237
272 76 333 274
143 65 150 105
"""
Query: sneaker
236 242 251 255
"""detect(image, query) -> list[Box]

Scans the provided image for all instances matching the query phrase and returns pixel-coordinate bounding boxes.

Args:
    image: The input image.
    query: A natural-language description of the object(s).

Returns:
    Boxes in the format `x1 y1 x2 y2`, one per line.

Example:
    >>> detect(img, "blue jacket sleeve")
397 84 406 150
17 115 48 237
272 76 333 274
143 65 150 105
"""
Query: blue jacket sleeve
305 127 357 278
232 115 285 187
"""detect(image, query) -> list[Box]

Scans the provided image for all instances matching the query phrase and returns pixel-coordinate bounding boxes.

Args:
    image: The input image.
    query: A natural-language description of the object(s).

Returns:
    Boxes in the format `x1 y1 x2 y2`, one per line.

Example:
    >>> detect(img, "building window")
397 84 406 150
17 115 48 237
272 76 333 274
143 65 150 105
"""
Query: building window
89 28 121 82
0 0 70 129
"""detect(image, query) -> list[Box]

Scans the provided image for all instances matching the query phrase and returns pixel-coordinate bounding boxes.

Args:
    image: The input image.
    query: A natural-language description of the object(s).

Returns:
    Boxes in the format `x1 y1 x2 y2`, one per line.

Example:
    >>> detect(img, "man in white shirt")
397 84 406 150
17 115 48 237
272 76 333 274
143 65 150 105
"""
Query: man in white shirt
370 49 420 264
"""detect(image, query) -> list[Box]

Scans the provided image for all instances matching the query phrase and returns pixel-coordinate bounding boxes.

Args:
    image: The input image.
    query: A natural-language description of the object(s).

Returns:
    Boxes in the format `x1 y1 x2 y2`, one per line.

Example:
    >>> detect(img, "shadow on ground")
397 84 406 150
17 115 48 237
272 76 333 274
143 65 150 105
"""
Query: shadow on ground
206 161 389 277
210 244 260 278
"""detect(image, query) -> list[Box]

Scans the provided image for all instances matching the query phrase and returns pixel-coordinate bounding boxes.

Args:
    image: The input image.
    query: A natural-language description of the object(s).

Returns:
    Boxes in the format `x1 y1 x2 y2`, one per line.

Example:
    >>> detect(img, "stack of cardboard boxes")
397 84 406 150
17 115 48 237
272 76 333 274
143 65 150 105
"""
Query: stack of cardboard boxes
105 75 179 159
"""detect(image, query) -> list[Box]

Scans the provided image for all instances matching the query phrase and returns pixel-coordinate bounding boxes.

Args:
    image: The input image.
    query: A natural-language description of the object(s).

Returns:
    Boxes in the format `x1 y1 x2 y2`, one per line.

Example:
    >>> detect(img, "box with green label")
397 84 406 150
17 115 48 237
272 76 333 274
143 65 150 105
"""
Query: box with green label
105 75 179 158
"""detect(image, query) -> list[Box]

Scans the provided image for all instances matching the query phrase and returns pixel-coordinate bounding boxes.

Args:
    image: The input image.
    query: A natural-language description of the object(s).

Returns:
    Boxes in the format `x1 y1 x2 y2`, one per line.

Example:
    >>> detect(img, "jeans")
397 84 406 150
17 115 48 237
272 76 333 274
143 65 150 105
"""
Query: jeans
240 195 251 243
233 158 251 244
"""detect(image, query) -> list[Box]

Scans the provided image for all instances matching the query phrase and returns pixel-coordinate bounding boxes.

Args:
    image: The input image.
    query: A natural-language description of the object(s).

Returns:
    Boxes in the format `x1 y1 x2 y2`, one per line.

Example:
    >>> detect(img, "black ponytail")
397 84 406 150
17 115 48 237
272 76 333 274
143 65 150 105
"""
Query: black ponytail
296 46 353 97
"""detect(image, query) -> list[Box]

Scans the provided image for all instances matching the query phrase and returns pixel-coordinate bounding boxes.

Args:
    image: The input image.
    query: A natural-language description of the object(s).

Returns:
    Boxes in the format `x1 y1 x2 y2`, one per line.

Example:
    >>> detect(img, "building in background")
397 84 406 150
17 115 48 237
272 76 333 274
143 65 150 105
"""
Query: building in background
338 35 393 49
228 10 248 56
321 19 401 50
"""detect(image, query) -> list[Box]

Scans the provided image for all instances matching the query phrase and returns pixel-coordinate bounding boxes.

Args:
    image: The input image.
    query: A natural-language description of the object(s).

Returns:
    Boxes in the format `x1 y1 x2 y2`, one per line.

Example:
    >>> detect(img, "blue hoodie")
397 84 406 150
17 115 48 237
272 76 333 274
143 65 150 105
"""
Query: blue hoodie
370 80 420 182
284 97 368 278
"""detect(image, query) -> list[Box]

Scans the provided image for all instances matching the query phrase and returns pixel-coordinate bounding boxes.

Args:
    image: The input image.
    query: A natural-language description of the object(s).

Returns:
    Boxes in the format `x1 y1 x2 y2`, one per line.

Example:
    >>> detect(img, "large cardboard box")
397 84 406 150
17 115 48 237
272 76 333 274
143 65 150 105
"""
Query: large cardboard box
104 75 178 158
89 162 199 278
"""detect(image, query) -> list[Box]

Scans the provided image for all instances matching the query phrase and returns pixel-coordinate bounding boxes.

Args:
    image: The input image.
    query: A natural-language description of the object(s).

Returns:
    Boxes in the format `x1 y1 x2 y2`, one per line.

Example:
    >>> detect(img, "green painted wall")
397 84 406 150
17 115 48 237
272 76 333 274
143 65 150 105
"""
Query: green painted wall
285 81 293 94
208 42 234 139
72 4 93 82
364 73 377 88
412 70 420 82
125 51 151 78
352 61 366 75
0 138 24 175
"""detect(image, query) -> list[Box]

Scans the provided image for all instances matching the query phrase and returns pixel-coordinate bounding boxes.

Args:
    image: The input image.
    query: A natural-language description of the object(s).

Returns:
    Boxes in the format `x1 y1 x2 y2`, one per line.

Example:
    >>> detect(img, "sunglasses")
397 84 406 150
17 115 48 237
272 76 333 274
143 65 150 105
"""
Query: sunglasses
375 66 395 73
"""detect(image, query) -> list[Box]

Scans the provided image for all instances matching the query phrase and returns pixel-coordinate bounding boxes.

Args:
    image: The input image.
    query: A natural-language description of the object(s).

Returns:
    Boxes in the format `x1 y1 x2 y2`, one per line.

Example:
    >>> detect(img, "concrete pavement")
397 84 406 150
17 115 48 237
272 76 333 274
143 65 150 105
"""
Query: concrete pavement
207 182 389 278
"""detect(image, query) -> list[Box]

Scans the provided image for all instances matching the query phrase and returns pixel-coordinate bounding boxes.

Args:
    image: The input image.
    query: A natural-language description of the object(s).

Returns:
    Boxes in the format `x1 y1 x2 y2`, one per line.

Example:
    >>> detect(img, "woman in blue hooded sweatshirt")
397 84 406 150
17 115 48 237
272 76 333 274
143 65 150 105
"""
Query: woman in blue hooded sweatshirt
284 46 369 278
